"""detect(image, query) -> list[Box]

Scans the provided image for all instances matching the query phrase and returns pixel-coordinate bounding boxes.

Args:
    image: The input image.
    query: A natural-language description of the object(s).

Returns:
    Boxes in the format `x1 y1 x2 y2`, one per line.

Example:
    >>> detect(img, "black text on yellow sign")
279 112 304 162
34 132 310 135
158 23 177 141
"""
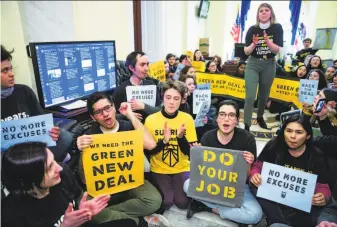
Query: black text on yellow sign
148 61 166 82
83 130 144 197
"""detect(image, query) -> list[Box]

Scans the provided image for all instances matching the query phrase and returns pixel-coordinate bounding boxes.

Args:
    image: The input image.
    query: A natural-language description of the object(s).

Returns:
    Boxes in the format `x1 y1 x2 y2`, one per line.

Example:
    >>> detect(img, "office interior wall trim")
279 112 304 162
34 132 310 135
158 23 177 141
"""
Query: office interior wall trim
133 0 142 52
1 1 34 91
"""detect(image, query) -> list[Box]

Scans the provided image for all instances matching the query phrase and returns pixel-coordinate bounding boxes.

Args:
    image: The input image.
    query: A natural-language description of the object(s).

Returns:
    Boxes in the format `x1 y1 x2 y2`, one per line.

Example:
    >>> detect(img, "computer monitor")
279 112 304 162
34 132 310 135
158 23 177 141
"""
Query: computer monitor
29 40 117 108
234 43 248 61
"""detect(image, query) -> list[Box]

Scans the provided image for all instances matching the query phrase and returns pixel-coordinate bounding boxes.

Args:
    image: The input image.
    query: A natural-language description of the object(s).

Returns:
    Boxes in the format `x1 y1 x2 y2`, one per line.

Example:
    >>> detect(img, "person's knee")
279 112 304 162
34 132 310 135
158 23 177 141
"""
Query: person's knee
143 186 163 213
163 197 174 210
174 197 189 210
218 205 263 224
183 179 190 193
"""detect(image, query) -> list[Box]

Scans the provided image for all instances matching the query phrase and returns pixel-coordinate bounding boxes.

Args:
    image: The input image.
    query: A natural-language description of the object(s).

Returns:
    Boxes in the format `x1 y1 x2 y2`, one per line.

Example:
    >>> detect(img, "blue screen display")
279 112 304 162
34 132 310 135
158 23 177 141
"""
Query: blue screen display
34 41 116 108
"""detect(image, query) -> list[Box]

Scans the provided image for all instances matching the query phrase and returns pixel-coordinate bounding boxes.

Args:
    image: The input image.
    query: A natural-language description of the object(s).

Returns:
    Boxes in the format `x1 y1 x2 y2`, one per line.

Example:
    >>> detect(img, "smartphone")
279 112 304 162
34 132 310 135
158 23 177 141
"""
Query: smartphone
314 98 327 113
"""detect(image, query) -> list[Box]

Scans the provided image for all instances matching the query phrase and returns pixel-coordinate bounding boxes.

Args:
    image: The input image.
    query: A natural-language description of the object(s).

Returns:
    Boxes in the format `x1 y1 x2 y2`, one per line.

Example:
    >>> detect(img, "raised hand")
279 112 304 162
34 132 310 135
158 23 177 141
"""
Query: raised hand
128 98 145 111
79 192 110 216
60 203 91 227
163 122 171 144
119 102 133 117
263 30 270 44
77 135 93 151
177 124 186 139
252 34 259 45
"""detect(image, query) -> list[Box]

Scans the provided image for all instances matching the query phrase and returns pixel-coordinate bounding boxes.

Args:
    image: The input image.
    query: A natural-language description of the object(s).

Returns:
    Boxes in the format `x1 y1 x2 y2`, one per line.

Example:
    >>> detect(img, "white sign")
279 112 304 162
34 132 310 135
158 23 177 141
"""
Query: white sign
257 162 317 213
194 101 210 127
193 89 211 114
126 85 157 107
1 114 56 152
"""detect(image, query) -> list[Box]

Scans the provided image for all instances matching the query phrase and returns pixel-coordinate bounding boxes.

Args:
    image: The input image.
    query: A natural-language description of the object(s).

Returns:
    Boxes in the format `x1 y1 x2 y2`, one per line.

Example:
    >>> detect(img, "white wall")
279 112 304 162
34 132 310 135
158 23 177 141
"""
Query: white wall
312 1 337 60
72 1 134 61
1 1 33 88
141 1 207 62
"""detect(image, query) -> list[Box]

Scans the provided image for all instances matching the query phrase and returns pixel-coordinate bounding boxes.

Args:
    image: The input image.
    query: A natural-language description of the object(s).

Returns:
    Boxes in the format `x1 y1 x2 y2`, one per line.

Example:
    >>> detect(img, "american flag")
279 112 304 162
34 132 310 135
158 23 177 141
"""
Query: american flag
230 8 241 43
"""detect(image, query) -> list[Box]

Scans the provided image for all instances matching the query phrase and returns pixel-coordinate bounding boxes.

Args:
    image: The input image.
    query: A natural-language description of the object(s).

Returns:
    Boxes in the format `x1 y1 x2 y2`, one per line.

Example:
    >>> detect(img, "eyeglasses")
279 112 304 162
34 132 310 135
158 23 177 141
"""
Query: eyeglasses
217 112 237 120
93 104 113 116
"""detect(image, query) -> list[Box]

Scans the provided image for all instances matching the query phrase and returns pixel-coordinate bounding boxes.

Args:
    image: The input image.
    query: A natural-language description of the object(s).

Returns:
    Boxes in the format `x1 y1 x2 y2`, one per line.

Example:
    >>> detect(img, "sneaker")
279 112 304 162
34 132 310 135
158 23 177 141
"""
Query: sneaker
144 214 170 227
257 117 269 130
186 199 212 219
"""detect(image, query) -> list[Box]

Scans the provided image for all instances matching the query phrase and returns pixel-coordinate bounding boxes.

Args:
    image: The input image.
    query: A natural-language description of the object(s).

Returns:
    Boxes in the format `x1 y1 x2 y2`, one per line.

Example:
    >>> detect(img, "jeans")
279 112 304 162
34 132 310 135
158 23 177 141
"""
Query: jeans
183 179 263 224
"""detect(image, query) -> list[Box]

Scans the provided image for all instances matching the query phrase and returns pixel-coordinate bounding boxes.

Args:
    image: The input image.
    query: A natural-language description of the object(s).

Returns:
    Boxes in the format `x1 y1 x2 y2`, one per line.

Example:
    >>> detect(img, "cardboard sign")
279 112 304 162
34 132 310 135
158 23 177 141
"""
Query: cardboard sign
186 50 194 62
126 85 157 107
193 89 211 114
299 79 318 105
187 146 247 207
194 101 210 127
148 61 166 82
199 38 210 56
1 114 56 152
257 162 317 213
191 61 206 73
197 83 211 90
269 77 302 109
196 73 249 100
313 28 337 50
82 130 144 197
173 63 185 80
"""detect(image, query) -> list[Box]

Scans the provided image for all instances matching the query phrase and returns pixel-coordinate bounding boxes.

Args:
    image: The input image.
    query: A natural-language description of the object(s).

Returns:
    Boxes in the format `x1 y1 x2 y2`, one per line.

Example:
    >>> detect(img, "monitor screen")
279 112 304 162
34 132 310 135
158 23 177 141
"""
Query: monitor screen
30 41 117 108
198 0 210 19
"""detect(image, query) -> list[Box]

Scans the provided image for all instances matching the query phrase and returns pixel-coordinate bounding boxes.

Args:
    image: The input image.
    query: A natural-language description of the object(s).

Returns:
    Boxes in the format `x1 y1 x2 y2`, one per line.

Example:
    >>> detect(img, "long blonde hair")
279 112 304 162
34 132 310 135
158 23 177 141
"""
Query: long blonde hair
255 3 276 26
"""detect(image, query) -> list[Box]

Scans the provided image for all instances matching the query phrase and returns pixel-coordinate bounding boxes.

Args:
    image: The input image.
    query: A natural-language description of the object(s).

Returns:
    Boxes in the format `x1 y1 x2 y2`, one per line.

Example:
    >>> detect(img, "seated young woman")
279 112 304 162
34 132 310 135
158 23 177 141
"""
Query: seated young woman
145 80 198 210
0 142 138 227
183 100 263 225
250 114 331 227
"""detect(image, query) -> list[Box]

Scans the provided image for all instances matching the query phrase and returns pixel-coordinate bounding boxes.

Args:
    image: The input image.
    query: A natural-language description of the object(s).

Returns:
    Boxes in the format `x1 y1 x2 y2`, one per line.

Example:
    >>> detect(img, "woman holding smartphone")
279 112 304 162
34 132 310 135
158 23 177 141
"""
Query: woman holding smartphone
244 3 283 131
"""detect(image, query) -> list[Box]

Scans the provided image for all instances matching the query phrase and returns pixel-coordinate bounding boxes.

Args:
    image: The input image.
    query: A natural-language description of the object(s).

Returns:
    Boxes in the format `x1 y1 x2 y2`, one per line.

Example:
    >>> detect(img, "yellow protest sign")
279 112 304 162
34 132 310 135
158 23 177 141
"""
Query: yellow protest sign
148 61 166 82
82 130 144 197
192 61 206 72
196 72 250 100
186 50 193 61
269 77 302 109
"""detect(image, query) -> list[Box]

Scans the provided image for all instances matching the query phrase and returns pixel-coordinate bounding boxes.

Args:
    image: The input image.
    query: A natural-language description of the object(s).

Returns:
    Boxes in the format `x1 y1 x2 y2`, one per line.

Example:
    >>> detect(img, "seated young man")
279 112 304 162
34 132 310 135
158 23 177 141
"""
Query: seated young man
250 114 331 227
183 100 263 225
1 45 72 162
1 142 137 227
112 51 161 119
76 92 167 226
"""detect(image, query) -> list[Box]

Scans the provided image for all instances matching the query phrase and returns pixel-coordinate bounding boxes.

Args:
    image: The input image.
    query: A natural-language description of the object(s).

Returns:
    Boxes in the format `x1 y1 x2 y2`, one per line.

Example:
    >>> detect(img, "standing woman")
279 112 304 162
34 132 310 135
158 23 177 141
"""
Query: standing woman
244 3 283 131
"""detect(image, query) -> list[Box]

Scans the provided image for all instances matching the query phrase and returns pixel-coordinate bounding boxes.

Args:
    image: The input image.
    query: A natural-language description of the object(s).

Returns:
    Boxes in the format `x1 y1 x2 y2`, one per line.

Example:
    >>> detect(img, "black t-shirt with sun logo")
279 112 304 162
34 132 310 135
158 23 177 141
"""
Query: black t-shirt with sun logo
145 109 197 174
245 23 284 59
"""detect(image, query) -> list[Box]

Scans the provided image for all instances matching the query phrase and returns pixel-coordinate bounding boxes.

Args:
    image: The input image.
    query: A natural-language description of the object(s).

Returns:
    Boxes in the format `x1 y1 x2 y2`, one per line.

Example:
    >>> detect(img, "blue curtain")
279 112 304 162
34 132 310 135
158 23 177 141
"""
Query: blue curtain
240 0 251 43
289 0 302 45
